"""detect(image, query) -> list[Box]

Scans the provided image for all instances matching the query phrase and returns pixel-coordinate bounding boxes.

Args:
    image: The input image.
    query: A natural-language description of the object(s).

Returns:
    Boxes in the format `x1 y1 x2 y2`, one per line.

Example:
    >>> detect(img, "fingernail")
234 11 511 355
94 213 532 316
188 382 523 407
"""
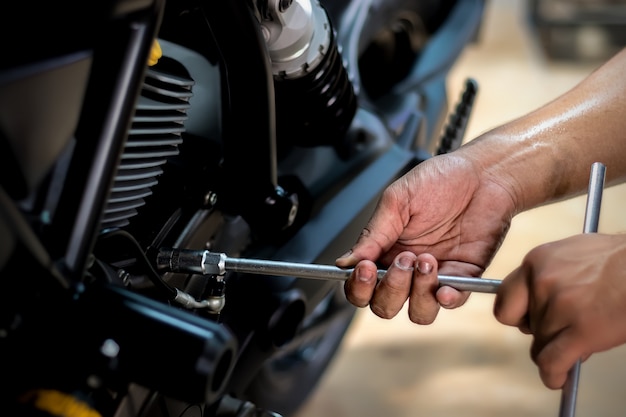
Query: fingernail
417 261 432 274
396 256 415 271
337 250 352 260
356 268 374 283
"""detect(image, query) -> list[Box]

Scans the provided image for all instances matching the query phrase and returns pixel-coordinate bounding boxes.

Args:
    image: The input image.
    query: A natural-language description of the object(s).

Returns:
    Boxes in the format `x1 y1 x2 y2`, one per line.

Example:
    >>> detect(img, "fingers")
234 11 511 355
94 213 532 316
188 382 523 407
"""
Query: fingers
344 252 451 323
344 251 421 319
343 259 378 308
407 254 440 324
436 285 469 309
493 266 531 332
494 262 586 389
368 252 417 318
532 327 585 389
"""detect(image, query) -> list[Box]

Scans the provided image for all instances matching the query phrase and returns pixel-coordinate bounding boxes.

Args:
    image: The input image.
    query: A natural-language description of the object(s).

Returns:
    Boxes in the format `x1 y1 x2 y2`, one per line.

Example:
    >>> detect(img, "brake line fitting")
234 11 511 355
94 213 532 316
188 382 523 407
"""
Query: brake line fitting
172 281 225 313
155 248 226 313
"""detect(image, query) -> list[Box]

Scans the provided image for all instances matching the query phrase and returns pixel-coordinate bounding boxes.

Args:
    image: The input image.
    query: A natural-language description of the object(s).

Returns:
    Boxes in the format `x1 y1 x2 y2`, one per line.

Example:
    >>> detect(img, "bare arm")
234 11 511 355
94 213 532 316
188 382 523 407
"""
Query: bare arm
337 47 626 322
462 47 626 213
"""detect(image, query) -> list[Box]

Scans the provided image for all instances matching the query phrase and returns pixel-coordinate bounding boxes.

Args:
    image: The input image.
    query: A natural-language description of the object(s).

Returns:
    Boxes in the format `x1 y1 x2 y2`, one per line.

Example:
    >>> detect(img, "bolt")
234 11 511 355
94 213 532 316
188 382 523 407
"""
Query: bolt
204 191 218 207
117 269 132 286
101 338 120 358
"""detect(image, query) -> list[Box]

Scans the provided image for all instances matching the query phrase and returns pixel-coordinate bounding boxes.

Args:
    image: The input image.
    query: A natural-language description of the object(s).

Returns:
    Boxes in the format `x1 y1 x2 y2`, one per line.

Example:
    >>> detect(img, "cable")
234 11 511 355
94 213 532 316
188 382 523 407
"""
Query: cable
94 229 177 300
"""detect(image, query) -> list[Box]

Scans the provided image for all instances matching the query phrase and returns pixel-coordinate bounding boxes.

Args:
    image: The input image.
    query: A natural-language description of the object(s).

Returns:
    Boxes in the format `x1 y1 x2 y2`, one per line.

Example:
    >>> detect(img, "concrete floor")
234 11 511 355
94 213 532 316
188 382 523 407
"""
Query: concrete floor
294 1 626 416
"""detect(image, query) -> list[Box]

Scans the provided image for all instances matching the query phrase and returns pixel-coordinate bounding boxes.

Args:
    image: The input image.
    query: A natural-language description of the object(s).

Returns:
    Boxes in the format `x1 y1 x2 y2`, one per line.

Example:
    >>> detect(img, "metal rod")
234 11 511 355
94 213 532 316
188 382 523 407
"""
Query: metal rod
559 162 606 417
224 256 502 293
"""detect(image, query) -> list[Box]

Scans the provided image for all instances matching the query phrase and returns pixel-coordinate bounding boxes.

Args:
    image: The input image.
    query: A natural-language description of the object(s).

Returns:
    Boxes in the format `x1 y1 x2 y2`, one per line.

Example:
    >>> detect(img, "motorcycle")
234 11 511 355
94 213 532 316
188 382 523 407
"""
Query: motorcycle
0 0 484 416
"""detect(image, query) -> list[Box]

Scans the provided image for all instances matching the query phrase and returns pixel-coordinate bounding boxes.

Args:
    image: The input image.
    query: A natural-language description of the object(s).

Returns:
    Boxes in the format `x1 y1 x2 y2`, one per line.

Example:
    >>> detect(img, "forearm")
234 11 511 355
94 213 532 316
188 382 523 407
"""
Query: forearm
462 47 626 213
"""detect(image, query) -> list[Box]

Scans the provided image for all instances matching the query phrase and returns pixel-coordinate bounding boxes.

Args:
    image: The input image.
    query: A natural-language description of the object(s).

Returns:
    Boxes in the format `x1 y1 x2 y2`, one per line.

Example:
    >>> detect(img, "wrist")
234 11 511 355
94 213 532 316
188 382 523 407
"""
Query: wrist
462 126 564 214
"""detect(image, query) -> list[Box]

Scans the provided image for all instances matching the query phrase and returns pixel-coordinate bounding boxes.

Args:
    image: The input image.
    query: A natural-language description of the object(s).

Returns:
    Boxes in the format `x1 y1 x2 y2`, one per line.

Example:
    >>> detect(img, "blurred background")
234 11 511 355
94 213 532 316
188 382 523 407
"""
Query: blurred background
294 0 626 416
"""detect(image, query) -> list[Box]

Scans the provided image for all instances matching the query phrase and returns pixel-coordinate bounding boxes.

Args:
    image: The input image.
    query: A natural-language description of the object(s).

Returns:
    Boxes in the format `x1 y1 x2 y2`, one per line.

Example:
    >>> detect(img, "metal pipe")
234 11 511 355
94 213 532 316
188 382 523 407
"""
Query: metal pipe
222 255 501 293
156 247 502 293
559 162 606 417
559 161 606 417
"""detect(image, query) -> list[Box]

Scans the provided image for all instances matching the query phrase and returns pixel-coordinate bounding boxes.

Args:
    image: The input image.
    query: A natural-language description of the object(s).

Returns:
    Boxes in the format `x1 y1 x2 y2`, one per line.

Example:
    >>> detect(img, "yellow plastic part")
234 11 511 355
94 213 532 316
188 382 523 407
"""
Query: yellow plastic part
148 39 162 66
19 389 102 417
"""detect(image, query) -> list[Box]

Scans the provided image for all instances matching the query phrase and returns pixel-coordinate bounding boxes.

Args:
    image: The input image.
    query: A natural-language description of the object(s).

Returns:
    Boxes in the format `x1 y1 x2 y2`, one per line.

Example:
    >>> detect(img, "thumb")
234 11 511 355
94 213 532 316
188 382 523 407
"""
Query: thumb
494 266 531 332
336 186 406 268
335 228 385 268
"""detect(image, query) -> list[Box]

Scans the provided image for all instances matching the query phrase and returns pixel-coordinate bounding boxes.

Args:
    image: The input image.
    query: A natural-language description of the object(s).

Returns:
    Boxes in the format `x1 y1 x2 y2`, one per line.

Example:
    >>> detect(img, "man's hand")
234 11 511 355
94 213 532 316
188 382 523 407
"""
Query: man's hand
337 152 517 321
494 233 626 389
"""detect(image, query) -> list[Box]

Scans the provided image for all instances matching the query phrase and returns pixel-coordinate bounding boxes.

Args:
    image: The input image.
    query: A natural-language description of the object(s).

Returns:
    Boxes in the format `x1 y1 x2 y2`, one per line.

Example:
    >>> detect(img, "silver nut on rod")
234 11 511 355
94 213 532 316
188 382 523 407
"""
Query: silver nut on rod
202 251 226 276
156 248 226 276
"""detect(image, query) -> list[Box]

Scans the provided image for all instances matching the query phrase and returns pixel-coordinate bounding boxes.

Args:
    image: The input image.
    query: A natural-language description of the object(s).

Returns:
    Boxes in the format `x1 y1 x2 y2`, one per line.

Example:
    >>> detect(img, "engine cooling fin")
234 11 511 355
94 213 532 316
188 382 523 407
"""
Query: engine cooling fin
101 57 194 230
